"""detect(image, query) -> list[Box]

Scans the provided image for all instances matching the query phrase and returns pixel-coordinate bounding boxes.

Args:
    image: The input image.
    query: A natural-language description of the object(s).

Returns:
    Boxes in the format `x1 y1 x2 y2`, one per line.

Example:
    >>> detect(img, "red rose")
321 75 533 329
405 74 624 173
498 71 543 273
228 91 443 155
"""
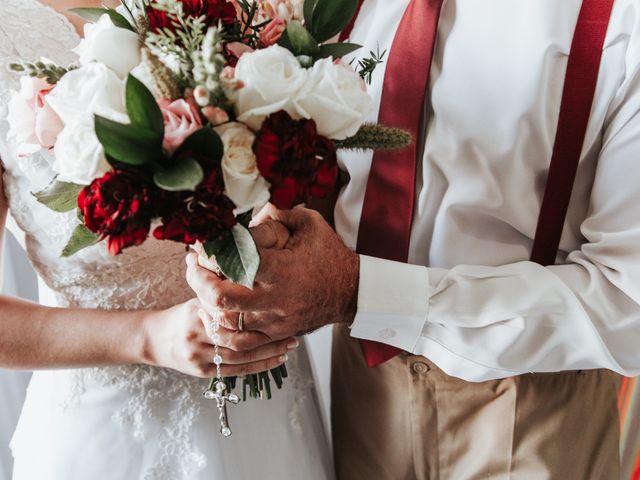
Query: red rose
253 111 338 209
78 170 157 255
147 0 237 33
153 168 237 245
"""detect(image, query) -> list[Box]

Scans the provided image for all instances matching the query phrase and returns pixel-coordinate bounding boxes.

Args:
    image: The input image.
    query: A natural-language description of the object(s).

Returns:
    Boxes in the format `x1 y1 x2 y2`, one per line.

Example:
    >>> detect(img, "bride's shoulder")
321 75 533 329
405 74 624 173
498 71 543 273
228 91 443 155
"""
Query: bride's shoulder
0 0 78 65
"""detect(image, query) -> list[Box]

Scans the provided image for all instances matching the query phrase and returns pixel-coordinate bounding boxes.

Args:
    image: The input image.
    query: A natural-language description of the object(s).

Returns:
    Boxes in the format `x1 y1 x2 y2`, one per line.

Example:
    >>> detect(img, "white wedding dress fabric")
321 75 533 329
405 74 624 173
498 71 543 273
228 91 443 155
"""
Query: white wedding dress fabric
0 2 333 479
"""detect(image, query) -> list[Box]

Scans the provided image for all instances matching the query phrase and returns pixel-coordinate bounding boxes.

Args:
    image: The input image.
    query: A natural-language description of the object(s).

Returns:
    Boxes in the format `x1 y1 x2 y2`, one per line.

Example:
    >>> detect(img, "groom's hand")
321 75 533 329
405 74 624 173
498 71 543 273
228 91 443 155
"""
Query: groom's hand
185 205 359 343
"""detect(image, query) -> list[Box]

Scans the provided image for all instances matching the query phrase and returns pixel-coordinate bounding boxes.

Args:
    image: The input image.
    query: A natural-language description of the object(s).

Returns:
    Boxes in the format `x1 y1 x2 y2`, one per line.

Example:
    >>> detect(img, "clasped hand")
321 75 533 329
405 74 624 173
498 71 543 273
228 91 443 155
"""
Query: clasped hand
185 204 359 367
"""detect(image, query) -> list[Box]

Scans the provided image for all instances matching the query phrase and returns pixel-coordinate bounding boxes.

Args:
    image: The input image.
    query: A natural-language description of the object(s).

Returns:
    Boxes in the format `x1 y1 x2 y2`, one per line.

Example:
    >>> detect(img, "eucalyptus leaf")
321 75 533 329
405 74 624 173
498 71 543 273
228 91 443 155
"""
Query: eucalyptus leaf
203 231 229 259
61 224 100 258
204 224 260 289
125 75 164 138
69 7 135 31
317 42 362 59
33 180 83 213
286 21 319 56
174 127 224 168
95 114 163 167
153 158 204 192
310 0 359 43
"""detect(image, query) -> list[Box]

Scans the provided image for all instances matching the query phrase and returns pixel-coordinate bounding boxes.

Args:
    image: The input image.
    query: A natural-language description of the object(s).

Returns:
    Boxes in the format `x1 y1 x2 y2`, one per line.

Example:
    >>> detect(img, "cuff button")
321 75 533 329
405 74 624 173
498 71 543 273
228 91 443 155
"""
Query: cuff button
379 329 396 339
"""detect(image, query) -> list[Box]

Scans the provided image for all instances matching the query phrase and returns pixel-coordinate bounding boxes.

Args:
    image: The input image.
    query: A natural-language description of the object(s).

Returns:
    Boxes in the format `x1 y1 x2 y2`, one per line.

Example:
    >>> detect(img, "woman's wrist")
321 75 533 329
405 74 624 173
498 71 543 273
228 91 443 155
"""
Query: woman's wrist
129 309 161 366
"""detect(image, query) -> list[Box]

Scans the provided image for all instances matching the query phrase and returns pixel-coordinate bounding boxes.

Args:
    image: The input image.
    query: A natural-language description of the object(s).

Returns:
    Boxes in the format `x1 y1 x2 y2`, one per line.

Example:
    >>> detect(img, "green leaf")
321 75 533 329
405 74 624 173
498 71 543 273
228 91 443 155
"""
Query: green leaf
125 75 164 138
310 0 359 43
203 224 261 289
237 211 253 228
153 157 204 192
277 29 295 52
173 127 224 168
286 21 319 56
69 7 135 31
61 224 100 257
203 231 230 258
316 42 362 59
95 115 163 167
33 180 83 213
303 0 320 28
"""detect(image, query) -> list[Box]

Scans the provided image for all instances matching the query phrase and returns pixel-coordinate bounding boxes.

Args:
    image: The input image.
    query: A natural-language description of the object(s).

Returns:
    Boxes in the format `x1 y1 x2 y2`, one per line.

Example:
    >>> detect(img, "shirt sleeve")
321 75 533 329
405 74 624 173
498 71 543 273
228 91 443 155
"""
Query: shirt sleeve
350 34 640 383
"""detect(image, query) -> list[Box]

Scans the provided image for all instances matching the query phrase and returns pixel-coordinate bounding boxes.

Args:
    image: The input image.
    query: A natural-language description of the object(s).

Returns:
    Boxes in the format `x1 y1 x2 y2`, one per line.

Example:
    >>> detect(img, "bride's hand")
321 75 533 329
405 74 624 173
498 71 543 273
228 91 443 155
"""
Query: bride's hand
140 299 293 378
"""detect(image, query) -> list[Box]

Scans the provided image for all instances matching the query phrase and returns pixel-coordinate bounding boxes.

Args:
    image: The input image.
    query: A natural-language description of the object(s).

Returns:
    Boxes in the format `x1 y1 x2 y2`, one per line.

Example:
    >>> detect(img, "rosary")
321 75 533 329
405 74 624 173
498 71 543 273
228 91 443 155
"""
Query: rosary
203 315 239 437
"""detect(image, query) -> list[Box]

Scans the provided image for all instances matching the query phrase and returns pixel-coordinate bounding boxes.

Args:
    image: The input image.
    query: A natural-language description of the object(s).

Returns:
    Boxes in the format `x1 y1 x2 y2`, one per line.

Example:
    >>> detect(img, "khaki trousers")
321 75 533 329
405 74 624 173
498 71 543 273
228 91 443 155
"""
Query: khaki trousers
331 324 621 480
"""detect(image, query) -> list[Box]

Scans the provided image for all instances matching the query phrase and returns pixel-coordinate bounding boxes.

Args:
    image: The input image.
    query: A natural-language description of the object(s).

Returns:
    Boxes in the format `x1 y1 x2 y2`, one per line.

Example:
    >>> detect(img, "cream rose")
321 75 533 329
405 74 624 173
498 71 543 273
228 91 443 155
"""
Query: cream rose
7 76 64 156
231 45 309 131
74 14 141 79
215 122 270 214
53 115 112 185
296 58 373 140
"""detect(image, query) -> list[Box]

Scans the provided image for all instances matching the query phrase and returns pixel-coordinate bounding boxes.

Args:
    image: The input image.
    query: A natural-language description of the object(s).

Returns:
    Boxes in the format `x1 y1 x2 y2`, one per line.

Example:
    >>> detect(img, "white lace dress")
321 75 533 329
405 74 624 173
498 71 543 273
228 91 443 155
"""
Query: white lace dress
0 2 333 479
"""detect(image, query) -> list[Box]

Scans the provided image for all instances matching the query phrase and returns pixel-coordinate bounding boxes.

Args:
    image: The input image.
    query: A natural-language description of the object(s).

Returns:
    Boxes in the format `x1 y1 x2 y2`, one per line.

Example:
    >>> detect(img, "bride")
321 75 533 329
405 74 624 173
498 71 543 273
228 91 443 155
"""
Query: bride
0 1 333 479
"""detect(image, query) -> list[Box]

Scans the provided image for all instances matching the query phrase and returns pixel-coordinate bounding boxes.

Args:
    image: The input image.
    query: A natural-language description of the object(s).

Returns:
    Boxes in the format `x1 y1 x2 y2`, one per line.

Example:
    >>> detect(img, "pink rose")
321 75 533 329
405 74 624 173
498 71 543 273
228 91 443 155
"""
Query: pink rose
158 99 203 154
226 42 255 61
202 106 230 126
259 17 286 47
7 77 64 155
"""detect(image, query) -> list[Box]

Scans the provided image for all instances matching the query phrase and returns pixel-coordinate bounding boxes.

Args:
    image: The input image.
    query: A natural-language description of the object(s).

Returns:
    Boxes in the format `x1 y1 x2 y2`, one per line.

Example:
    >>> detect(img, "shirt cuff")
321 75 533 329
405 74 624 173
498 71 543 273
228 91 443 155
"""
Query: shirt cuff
350 255 430 352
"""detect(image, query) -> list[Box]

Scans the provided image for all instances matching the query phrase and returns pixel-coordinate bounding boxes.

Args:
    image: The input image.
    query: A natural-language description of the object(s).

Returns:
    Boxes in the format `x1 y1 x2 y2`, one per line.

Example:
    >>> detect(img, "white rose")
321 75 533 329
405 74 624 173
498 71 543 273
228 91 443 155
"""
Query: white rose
296 58 373 140
74 14 141 79
46 62 127 125
215 122 271 214
46 63 129 184
53 116 112 185
232 45 309 131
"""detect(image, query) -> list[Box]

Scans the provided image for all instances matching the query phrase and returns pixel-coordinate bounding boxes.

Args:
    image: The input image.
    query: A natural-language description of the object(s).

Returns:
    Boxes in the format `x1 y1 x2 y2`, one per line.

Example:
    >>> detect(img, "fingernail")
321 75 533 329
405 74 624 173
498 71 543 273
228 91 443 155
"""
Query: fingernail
278 354 289 363
286 339 299 350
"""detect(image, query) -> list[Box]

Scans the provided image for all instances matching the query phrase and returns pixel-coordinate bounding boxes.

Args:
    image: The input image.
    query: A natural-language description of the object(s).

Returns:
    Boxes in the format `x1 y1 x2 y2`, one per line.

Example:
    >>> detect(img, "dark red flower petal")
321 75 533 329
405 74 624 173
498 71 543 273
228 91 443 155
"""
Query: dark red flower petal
253 111 338 209
78 170 157 255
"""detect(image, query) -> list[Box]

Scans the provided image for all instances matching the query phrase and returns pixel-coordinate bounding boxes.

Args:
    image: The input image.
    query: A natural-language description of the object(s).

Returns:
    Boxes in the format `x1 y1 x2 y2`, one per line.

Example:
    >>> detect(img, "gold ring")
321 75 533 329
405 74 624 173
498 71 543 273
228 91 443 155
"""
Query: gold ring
238 312 244 332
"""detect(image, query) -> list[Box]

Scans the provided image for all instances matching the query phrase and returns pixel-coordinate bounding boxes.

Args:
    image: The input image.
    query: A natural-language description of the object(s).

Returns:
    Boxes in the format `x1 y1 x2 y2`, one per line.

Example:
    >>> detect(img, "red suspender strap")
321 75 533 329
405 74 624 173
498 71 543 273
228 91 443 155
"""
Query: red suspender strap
530 0 615 266
355 0 445 368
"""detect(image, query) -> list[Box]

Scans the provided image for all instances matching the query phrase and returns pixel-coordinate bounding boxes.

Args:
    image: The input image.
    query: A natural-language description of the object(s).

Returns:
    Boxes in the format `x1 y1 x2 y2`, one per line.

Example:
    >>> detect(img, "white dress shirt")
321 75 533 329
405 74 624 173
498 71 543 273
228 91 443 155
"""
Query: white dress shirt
337 0 640 381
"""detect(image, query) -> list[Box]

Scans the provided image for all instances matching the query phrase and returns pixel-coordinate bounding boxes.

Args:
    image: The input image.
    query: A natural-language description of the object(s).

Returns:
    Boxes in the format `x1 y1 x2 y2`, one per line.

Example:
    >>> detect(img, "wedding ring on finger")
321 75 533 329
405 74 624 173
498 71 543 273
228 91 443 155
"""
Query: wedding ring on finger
238 312 244 332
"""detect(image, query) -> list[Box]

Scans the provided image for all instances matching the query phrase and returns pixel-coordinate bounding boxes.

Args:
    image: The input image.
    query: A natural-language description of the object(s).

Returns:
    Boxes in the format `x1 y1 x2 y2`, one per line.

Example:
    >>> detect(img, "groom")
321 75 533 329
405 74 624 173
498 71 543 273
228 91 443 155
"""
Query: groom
187 0 640 478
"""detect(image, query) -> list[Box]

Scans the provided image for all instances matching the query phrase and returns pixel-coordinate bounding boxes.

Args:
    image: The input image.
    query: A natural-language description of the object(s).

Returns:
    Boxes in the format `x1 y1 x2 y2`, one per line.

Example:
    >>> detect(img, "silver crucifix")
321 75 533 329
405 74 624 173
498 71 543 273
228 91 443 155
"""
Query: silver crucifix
204 381 240 437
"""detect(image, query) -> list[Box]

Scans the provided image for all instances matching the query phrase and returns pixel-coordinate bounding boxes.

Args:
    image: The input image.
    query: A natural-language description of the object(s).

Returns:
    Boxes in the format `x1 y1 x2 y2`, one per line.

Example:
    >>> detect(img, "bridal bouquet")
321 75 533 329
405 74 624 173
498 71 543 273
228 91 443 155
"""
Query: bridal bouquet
7 0 409 401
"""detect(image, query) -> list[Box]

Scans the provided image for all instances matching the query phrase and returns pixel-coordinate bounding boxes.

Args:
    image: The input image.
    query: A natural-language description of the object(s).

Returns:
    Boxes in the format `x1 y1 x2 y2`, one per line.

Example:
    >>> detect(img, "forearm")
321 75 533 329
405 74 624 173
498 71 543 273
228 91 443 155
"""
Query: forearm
0 294 149 370
351 255 640 381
